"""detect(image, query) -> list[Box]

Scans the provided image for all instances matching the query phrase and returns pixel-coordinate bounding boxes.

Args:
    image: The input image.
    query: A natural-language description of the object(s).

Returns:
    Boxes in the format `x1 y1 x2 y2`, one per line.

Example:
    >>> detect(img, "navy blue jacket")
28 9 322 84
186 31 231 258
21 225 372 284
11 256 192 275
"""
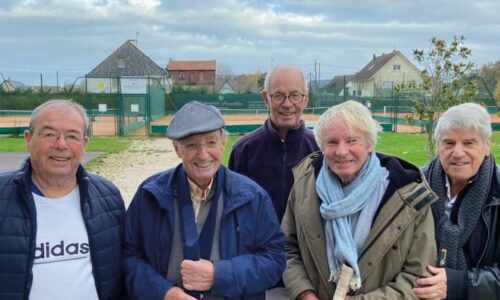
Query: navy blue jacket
0 159 125 300
123 165 286 300
228 119 318 222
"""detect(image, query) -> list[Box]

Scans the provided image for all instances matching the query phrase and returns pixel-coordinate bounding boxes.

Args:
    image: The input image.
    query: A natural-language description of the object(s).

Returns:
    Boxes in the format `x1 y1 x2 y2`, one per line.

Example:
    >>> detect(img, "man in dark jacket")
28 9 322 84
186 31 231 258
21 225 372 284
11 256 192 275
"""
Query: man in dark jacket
414 103 500 300
0 99 125 300
229 65 318 223
124 101 285 300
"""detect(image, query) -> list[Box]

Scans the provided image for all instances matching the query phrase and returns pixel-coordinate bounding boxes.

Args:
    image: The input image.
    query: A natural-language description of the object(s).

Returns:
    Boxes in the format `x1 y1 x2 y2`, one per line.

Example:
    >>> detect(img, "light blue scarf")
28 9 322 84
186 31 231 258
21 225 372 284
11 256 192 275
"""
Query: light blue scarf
317 151 386 291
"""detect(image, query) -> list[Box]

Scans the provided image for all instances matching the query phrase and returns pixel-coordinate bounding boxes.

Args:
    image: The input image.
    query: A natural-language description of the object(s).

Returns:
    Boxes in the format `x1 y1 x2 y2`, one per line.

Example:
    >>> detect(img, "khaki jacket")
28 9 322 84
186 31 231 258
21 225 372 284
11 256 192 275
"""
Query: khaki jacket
282 153 438 299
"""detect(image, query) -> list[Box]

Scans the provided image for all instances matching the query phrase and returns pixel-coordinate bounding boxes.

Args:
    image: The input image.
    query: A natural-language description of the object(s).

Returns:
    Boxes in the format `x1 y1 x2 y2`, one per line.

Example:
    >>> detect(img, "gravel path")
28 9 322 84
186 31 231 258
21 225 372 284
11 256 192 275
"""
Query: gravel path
89 138 180 207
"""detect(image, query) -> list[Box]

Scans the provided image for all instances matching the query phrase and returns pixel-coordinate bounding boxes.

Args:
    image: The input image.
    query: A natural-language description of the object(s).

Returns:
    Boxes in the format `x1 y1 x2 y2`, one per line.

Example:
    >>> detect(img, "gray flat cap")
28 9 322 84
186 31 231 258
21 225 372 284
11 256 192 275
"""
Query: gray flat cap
167 101 225 140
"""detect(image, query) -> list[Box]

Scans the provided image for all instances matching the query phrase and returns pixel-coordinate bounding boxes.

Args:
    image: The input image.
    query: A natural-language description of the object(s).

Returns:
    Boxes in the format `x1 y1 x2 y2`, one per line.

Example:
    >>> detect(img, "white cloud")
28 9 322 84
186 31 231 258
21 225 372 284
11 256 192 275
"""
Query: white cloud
0 0 498 85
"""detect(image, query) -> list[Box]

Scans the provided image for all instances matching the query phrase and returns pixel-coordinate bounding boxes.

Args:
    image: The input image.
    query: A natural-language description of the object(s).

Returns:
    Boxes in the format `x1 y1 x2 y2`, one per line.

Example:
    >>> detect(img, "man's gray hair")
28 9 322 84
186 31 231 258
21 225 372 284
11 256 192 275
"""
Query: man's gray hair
29 99 90 134
314 100 382 151
263 65 308 93
434 102 491 143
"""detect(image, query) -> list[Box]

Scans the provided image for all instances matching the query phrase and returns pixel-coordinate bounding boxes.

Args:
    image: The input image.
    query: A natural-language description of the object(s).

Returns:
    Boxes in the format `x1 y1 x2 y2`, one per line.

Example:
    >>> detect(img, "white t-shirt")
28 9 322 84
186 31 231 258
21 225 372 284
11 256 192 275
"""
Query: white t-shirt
30 187 99 300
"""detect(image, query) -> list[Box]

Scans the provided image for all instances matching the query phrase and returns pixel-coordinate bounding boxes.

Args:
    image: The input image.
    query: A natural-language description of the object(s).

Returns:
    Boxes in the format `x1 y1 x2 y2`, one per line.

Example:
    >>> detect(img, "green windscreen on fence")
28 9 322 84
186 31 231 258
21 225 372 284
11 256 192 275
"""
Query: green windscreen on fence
150 85 166 120
170 93 265 112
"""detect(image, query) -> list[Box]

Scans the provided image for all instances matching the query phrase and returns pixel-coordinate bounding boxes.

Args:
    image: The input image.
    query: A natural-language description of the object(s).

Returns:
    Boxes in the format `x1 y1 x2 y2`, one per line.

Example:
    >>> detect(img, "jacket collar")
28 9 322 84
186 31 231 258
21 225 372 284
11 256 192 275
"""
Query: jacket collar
12 158 88 211
310 152 421 191
141 167 177 211
264 118 306 144
142 165 254 213
14 158 88 184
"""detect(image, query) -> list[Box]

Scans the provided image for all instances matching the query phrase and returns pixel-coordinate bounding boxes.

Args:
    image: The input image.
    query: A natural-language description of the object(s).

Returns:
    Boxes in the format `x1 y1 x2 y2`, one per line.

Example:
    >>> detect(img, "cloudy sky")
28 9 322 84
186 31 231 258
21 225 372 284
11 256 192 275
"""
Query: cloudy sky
1 0 499 86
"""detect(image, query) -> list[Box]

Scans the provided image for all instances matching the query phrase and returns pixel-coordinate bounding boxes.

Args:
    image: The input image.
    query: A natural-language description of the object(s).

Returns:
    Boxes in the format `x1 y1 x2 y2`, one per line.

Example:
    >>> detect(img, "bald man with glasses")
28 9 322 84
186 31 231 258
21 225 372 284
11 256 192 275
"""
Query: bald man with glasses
229 65 318 224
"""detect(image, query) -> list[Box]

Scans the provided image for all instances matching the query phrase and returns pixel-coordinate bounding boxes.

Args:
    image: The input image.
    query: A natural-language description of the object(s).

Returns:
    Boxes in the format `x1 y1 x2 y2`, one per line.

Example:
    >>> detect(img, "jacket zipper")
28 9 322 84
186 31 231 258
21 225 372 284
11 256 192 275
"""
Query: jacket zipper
25 191 37 300
476 199 500 267
282 139 287 216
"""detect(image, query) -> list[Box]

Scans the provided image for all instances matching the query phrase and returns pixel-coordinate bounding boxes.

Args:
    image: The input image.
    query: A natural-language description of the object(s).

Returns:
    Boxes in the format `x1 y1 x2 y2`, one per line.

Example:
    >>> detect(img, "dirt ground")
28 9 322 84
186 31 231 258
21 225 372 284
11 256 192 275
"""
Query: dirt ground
88 138 180 207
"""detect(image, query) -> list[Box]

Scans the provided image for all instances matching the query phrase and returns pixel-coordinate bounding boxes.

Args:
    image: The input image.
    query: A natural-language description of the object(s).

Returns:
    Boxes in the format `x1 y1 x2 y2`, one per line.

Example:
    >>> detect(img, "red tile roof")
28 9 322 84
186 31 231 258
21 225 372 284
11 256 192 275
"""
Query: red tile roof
167 60 216 71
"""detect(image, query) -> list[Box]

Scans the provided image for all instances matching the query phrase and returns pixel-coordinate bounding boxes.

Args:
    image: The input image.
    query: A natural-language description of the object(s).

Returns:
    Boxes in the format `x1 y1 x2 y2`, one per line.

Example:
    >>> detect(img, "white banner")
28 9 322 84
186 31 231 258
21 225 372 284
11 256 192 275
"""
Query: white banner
120 78 148 94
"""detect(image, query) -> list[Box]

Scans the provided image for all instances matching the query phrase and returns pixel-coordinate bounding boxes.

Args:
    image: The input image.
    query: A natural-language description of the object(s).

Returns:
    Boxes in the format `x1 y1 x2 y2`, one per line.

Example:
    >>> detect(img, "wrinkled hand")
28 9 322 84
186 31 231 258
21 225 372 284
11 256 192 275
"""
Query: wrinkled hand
298 290 320 300
181 259 215 291
163 286 197 300
413 265 447 300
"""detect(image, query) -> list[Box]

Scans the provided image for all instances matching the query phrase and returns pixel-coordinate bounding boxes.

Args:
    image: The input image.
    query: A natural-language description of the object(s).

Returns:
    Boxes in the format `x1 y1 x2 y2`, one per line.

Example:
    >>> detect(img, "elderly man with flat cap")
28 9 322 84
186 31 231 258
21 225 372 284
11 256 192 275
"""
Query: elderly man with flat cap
123 101 286 300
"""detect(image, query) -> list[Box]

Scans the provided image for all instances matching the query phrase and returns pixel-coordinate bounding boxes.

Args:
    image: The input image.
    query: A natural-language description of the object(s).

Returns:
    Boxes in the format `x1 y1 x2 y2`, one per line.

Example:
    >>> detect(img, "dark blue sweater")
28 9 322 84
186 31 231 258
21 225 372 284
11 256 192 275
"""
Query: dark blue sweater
229 119 318 222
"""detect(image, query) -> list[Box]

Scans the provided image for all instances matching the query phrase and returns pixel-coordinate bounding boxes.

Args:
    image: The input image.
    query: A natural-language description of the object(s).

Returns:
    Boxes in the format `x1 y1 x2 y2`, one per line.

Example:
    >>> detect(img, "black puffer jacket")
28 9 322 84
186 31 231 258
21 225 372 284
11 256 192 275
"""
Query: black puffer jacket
422 160 500 299
0 159 125 300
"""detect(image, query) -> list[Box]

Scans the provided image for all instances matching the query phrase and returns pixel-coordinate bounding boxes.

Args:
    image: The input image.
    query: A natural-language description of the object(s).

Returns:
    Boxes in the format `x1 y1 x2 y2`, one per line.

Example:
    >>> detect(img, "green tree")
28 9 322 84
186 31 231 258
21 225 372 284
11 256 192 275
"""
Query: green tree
479 61 500 94
495 81 500 107
396 35 476 161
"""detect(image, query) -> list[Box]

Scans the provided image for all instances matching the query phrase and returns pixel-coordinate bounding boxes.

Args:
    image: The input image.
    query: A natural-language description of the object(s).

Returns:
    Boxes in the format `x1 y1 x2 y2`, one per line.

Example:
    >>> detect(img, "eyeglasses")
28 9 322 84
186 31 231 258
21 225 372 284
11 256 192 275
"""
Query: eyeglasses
30 128 86 145
269 92 306 103
180 139 221 152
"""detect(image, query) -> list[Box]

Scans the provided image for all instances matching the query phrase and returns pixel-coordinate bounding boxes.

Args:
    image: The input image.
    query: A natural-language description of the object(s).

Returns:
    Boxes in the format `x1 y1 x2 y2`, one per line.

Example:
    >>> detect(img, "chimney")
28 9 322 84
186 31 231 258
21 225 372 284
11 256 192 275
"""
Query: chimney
127 39 137 47
372 54 376 60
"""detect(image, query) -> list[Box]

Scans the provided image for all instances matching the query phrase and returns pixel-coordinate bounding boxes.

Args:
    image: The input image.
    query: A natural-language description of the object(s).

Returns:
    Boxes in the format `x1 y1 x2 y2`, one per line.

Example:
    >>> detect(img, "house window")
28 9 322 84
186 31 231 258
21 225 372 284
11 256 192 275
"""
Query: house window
382 81 394 89
357 90 362 96
179 72 185 80
352 90 356 96
393 64 401 71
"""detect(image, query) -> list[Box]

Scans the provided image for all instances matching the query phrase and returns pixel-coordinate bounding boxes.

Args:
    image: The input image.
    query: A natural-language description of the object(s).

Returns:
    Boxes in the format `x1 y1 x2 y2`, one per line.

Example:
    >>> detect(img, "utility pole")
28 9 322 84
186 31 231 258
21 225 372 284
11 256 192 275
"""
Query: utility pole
313 60 317 104
314 60 317 83
318 62 321 106
313 60 320 106
56 71 59 92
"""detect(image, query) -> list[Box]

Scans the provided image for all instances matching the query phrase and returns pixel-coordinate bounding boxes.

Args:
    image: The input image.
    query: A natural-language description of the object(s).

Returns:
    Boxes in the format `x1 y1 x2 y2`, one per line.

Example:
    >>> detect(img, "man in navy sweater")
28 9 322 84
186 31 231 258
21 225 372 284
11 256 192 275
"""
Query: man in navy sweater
229 65 318 223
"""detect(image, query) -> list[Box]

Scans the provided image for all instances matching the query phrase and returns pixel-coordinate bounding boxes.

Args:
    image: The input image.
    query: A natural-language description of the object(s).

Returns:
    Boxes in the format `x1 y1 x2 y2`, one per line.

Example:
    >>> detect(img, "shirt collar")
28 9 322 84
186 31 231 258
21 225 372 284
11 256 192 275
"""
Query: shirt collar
188 176 214 204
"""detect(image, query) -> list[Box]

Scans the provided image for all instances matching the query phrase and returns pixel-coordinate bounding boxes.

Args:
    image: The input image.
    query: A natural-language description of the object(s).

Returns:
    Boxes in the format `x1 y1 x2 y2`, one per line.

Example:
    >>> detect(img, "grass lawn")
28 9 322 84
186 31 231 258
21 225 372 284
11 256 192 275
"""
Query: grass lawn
222 131 500 167
0 136 132 154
